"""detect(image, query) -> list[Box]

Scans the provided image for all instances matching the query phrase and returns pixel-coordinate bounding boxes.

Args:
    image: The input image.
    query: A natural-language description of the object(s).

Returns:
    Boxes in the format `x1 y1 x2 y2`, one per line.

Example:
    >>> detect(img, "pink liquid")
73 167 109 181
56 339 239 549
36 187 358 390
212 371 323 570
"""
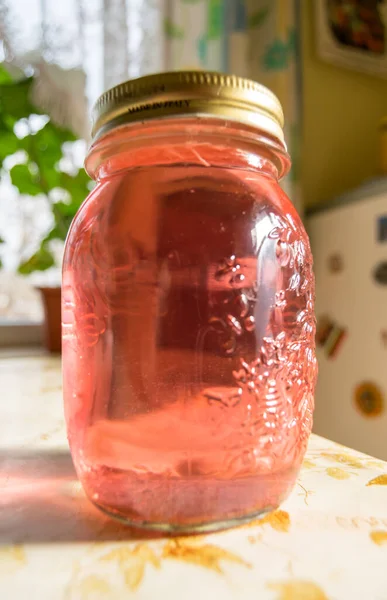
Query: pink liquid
63 162 316 531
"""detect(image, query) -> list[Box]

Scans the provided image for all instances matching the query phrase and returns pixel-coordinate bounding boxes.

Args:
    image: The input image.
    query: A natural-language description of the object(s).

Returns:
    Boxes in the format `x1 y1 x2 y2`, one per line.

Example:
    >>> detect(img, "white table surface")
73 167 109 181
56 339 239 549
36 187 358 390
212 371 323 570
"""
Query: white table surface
1 352 387 600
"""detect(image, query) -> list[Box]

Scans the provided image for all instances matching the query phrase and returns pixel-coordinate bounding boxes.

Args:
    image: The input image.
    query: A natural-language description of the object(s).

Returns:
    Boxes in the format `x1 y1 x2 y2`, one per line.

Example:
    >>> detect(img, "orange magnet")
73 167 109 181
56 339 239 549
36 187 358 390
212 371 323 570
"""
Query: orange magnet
354 382 384 418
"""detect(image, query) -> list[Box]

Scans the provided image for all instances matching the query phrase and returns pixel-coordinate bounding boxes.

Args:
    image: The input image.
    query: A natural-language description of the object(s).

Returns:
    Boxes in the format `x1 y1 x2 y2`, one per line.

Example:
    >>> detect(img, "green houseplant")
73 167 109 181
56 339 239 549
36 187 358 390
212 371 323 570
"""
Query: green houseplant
0 63 90 351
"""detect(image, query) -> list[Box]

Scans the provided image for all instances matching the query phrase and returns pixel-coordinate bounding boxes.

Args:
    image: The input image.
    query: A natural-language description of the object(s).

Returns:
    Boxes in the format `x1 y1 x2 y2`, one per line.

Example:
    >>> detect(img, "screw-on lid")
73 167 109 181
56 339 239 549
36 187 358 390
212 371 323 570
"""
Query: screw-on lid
91 70 285 146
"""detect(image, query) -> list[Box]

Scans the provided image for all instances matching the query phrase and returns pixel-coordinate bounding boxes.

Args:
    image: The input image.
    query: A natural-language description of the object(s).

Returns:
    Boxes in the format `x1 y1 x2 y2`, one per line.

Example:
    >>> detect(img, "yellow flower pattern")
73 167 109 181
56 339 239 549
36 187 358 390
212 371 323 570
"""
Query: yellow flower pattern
366 474 387 486
60 435 387 596
267 580 328 599
162 539 252 573
99 544 161 591
325 467 351 480
370 531 387 546
4 432 387 599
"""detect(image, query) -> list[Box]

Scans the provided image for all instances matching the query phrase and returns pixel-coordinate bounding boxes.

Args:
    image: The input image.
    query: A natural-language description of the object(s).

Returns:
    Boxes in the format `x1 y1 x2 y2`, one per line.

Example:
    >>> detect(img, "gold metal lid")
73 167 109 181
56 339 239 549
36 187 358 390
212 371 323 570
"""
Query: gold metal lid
91 70 285 145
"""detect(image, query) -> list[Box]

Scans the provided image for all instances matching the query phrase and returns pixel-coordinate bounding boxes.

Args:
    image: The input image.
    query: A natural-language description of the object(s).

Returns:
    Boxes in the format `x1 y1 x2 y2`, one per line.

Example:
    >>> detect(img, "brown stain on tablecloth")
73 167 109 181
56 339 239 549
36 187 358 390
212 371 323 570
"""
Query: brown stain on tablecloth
162 539 251 573
267 580 328 599
100 543 160 591
258 510 291 532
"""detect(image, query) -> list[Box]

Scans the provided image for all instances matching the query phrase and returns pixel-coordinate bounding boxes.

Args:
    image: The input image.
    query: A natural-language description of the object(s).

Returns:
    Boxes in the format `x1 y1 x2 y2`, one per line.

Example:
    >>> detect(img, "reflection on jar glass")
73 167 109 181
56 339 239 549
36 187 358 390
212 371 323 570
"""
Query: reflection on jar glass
62 71 317 533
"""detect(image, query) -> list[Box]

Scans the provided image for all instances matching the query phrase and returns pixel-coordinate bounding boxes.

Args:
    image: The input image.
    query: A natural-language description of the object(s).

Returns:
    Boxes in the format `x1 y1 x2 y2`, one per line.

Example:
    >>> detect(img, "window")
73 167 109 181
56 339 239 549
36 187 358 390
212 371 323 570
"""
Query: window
0 0 161 343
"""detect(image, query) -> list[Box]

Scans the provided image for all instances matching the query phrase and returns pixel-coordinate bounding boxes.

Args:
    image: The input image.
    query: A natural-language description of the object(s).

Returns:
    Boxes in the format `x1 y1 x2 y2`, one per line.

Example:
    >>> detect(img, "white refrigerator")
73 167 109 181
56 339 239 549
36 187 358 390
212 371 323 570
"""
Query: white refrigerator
307 177 387 460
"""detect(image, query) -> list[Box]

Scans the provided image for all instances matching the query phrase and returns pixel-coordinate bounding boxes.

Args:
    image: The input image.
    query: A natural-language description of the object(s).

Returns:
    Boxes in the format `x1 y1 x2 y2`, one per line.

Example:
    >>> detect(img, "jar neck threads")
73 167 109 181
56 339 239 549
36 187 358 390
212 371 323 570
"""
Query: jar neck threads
85 118 290 183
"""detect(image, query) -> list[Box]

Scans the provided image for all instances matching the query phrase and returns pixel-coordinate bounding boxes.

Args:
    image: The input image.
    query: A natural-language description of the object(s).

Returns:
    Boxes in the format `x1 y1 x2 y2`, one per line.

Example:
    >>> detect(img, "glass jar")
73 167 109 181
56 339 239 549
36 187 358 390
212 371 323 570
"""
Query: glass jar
63 71 317 533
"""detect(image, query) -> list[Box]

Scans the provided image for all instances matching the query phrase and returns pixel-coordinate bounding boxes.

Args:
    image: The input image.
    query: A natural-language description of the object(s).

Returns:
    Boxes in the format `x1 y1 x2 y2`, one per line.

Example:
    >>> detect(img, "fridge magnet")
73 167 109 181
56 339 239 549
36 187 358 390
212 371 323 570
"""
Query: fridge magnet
327 252 344 273
377 215 387 242
316 315 347 358
325 325 347 358
316 315 334 346
374 260 387 285
354 381 384 417
315 0 387 79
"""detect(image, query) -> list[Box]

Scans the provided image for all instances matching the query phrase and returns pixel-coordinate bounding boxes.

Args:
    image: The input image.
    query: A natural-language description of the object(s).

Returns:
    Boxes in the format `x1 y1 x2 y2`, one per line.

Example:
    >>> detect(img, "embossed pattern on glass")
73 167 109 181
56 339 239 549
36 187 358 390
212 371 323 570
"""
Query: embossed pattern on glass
63 123 317 532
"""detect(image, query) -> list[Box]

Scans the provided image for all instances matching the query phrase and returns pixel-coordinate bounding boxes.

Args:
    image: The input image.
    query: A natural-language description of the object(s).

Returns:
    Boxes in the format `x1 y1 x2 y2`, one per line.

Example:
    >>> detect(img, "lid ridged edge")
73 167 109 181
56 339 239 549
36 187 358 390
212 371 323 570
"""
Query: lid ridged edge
91 70 285 144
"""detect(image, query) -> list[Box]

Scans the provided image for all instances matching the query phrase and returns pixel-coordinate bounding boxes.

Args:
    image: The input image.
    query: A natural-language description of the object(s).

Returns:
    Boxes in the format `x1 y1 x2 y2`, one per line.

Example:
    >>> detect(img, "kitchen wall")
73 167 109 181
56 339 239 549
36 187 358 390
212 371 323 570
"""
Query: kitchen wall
301 1 387 210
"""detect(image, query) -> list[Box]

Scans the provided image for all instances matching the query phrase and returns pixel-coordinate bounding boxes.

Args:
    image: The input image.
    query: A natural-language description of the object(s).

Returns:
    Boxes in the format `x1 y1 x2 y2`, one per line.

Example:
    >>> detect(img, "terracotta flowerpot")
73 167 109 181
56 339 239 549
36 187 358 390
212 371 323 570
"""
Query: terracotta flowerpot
38 286 61 353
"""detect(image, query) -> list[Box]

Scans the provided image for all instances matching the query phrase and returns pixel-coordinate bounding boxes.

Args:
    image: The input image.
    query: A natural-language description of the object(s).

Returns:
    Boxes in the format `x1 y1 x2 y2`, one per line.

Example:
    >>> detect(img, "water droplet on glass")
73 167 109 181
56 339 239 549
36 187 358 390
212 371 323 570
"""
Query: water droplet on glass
222 336 236 355
244 315 255 331
235 293 249 318
289 272 301 291
233 368 246 383
276 240 291 267
231 273 245 285
215 256 235 280
226 314 242 336
268 227 281 240
245 284 258 301
203 386 242 407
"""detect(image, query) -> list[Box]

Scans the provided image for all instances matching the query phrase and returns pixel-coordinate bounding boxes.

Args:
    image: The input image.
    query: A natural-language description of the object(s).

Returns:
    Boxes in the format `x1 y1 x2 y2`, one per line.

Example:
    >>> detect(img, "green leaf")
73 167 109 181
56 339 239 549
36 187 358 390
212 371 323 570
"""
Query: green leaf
0 112 16 133
0 130 20 166
50 122 77 144
18 244 55 274
52 201 76 239
39 166 62 191
30 123 63 165
0 64 13 84
20 121 75 170
0 235 4 243
42 224 67 243
0 77 38 121
164 18 184 39
54 200 78 217
59 169 90 209
248 7 269 29
45 169 90 240
10 163 42 195
16 124 75 163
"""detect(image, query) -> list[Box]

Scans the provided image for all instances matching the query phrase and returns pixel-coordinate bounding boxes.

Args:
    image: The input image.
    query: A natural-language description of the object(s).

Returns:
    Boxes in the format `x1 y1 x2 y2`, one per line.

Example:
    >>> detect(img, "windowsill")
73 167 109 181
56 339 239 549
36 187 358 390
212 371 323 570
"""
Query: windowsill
0 321 43 347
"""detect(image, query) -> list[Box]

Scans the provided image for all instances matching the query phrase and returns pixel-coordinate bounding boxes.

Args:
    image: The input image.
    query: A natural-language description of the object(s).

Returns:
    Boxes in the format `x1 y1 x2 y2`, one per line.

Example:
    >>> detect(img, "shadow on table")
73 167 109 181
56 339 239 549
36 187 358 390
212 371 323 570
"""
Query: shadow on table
0 449 163 544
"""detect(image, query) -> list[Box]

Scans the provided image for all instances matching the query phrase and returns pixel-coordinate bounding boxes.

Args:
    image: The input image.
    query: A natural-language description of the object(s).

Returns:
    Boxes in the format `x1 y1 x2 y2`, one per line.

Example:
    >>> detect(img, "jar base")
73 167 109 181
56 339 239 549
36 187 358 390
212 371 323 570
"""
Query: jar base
92 500 278 535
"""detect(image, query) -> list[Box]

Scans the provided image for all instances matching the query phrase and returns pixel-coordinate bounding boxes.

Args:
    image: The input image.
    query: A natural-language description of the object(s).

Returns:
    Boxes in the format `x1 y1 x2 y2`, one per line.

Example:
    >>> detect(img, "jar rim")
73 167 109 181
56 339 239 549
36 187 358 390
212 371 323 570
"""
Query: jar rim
91 70 285 147
85 118 290 182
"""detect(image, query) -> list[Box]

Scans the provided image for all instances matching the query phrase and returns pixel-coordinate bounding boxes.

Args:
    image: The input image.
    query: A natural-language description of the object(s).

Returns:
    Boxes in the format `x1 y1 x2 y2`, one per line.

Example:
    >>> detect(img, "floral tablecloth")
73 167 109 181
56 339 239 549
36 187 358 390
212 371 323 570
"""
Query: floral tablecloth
1 353 387 599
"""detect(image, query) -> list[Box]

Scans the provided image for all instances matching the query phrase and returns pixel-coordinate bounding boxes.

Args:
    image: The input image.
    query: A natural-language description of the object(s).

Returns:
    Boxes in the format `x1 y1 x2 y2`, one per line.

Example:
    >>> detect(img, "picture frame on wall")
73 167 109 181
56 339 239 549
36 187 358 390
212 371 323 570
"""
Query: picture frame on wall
315 0 387 78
